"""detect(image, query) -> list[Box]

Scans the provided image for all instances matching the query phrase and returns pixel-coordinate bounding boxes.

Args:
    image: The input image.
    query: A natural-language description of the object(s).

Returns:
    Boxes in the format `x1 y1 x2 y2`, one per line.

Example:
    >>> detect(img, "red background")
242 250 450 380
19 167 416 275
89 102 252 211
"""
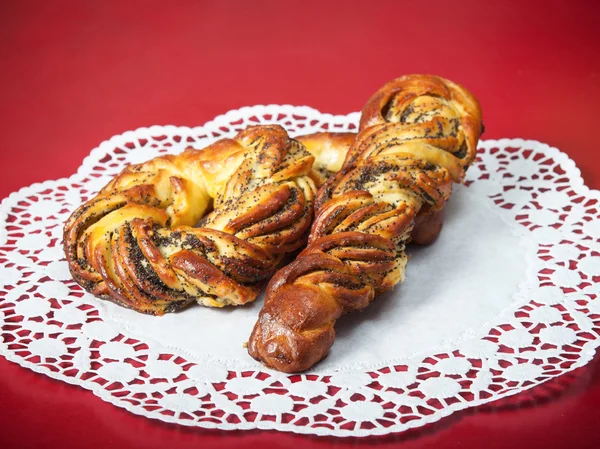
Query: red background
1 1 599 447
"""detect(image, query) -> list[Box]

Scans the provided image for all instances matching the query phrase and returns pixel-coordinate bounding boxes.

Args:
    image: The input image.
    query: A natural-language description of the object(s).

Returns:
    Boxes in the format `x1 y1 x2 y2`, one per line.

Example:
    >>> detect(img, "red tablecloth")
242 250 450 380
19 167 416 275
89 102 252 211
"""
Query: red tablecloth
1 1 599 448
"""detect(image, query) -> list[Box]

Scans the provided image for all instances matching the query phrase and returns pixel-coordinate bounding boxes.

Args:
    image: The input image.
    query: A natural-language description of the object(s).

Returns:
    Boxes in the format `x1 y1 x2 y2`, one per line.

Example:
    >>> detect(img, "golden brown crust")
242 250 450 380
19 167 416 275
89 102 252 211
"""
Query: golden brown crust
64 125 325 315
359 74 483 169
248 75 483 372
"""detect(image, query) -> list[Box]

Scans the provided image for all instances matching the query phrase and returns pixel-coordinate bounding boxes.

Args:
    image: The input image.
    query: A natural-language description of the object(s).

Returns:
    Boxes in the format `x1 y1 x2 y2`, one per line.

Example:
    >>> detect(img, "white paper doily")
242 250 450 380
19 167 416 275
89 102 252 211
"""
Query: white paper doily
1 105 599 437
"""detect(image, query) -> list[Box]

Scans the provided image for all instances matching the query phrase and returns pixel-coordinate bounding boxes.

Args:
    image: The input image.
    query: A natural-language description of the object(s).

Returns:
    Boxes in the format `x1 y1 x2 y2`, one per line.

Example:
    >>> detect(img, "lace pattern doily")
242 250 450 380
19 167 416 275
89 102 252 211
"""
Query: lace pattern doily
0 105 599 437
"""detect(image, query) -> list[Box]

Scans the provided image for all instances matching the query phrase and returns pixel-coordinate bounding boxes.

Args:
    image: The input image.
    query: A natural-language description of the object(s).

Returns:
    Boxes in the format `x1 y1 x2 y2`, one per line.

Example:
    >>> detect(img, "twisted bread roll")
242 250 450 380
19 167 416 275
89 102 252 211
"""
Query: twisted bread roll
248 75 483 372
64 126 351 315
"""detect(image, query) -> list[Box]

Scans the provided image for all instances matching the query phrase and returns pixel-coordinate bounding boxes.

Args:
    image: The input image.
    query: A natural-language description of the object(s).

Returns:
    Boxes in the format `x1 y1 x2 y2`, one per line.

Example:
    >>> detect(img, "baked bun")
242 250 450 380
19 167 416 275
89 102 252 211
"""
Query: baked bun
248 75 483 372
64 125 323 314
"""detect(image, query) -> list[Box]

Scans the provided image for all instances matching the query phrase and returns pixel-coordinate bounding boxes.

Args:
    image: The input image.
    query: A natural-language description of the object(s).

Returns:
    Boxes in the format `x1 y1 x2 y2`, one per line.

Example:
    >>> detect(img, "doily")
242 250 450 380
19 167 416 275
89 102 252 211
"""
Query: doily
1 106 599 437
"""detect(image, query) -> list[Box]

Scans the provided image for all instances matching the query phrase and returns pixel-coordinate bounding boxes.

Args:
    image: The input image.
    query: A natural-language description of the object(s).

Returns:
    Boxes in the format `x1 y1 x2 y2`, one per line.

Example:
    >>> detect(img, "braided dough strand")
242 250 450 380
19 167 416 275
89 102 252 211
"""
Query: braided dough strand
248 75 483 372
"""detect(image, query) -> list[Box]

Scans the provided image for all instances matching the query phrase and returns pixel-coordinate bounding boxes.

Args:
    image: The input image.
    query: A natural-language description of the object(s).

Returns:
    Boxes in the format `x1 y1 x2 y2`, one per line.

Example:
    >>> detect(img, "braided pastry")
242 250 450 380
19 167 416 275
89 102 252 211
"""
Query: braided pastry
64 125 351 315
248 75 484 372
